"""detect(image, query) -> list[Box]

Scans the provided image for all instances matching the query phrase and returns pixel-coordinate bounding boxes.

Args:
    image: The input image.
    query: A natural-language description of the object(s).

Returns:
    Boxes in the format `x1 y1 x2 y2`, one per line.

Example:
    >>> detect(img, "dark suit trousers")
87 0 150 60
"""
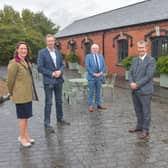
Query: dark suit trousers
132 91 152 131
44 82 63 127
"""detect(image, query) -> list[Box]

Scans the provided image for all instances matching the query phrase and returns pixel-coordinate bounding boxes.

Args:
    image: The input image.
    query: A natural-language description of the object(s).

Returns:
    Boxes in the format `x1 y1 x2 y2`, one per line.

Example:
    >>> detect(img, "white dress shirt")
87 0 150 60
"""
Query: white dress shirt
48 48 57 67
139 53 147 61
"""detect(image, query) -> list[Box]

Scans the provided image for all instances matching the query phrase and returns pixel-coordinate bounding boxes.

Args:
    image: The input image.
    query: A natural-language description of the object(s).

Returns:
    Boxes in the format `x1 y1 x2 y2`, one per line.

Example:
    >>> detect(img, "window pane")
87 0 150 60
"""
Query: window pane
117 40 128 63
151 36 168 59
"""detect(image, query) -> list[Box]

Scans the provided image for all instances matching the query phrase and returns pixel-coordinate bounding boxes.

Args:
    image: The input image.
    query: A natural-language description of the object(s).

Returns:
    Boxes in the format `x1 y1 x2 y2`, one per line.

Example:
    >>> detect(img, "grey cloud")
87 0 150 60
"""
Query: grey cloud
0 0 144 28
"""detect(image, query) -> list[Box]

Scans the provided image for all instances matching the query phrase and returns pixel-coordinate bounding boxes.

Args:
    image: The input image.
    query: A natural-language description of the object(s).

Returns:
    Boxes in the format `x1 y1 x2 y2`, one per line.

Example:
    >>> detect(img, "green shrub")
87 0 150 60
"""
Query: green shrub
156 56 168 74
122 56 135 70
67 52 78 63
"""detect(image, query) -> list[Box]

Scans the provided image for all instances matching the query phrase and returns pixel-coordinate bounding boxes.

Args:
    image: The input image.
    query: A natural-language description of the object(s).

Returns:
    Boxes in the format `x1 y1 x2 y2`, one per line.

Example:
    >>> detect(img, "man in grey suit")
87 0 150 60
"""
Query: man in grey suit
128 40 156 139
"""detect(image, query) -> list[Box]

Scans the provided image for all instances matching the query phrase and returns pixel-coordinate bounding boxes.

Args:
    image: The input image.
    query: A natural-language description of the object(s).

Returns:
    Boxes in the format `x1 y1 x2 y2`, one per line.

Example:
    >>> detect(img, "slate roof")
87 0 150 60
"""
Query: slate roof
56 0 168 38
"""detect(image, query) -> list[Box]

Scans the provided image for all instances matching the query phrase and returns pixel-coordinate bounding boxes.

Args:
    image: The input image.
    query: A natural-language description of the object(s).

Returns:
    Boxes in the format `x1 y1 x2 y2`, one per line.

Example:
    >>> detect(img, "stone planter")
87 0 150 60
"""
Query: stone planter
160 74 168 88
125 70 129 80
68 62 78 70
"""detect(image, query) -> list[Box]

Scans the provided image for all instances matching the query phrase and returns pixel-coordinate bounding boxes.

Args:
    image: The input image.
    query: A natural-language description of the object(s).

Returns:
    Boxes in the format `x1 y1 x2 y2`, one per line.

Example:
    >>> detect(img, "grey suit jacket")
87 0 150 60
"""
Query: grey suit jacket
128 55 156 95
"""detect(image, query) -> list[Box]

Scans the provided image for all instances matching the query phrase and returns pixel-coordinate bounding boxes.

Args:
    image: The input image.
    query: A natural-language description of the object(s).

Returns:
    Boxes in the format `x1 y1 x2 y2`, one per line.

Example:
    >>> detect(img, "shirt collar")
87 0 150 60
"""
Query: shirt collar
47 47 55 52
139 53 147 60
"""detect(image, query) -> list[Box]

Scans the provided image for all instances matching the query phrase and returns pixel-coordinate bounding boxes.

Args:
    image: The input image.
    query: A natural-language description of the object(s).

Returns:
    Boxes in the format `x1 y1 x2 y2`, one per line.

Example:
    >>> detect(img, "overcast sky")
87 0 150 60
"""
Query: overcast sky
0 0 144 29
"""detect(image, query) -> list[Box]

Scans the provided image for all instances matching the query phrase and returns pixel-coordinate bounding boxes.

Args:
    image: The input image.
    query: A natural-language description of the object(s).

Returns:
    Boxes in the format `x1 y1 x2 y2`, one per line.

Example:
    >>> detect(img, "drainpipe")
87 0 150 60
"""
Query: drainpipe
102 31 105 57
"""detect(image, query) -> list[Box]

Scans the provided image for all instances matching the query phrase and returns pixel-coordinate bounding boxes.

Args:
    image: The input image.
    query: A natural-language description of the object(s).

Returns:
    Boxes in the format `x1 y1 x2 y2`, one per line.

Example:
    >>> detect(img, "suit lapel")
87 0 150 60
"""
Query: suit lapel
139 56 149 73
142 55 149 66
92 54 102 72
46 49 56 68
55 50 59 68
92 54 100 66
135 58 141 75
92 54 96 66
135 56 149 75
98 55 102 69
19 61 28 70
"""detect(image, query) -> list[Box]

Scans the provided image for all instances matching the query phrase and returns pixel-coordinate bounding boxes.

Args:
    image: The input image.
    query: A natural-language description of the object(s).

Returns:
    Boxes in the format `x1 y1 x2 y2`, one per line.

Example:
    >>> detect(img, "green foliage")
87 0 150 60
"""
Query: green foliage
61 53 66 60
67 52 79 63
22 9 59 36
0 6 21 25
156 56 168 74
122 56 135 70
0 25 26 64
0 5 59 65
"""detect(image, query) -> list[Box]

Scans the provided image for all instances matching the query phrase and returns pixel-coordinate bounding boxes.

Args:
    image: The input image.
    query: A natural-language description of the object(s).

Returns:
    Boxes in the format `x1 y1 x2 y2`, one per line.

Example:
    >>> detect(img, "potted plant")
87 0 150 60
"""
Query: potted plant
66 52 79 70
156 56 168 88
122 56 135 80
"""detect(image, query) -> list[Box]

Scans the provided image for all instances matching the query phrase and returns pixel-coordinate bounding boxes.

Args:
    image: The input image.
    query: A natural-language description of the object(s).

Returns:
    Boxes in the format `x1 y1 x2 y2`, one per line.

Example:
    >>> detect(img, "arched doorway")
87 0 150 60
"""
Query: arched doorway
81 37 93 56
67 39 77 52
144 27 168 59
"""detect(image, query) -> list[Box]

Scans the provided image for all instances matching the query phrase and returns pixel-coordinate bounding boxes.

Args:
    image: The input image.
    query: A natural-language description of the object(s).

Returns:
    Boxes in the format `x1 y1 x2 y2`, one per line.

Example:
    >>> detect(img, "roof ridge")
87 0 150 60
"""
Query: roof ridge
56 0 168 38
73 0 149 23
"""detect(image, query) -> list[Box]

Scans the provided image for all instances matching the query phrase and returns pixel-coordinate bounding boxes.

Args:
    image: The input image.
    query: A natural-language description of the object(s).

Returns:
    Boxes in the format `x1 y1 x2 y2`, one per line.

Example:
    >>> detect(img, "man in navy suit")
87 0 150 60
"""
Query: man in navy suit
85 44 107 112
37 34 70 132
128 40 156 139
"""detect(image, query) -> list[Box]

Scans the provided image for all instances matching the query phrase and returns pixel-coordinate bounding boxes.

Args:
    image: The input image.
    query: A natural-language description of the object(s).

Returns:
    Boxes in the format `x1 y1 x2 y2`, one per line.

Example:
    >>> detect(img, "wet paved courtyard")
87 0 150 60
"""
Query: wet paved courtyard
0 67 168 168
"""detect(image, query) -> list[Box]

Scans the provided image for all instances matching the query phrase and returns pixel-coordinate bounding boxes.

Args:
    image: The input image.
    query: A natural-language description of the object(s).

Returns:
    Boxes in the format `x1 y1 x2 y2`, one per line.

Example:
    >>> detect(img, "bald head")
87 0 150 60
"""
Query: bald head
91 43 99 54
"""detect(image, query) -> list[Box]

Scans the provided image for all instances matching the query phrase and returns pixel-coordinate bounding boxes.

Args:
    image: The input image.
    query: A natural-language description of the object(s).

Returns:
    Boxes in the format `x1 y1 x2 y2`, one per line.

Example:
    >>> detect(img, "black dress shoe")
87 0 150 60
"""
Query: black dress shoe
139 131 149 139
45 125 55 133
57 119 70 126
128 128 142 133
97 105 107 110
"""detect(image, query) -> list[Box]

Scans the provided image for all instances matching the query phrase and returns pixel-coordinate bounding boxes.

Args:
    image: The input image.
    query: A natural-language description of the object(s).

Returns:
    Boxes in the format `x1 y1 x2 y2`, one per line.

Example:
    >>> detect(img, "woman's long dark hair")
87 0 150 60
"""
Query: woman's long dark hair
13 41 31 63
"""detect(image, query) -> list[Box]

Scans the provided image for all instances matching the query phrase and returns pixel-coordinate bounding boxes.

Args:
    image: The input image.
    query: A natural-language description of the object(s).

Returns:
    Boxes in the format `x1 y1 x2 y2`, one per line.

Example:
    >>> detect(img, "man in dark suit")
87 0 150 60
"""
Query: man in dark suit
85 44 107 112
128 40 156 139
37 34 70 132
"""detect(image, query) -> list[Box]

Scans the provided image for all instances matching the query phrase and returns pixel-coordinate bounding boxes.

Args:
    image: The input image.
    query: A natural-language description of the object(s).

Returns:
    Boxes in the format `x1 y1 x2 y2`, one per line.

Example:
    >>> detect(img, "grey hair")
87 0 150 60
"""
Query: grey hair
46 34 55 40
137 40 147 46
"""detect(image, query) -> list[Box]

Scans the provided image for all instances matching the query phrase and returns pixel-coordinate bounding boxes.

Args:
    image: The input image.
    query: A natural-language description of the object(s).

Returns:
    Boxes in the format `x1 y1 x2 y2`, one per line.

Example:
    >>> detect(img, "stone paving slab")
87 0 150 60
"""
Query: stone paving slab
0 67 168 168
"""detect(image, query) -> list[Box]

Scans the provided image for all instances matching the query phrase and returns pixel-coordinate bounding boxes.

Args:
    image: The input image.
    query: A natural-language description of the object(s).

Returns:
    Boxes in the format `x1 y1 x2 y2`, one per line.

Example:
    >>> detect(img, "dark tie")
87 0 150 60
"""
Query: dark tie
139 58 143 64
95 55 100 73
136 58 143 74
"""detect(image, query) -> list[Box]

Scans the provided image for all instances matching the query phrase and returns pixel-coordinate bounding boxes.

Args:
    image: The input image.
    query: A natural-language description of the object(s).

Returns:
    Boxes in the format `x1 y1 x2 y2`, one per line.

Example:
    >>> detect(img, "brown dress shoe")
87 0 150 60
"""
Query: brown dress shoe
89 106 94 112
97 105 107 110
128 128 142 133
139 131 149 139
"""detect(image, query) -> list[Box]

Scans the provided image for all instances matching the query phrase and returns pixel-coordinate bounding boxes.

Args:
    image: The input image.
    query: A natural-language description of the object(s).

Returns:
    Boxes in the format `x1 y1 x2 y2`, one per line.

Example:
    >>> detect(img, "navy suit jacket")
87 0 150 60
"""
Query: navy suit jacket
37 48 64 85
128 55 156 95
85 53 106 81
